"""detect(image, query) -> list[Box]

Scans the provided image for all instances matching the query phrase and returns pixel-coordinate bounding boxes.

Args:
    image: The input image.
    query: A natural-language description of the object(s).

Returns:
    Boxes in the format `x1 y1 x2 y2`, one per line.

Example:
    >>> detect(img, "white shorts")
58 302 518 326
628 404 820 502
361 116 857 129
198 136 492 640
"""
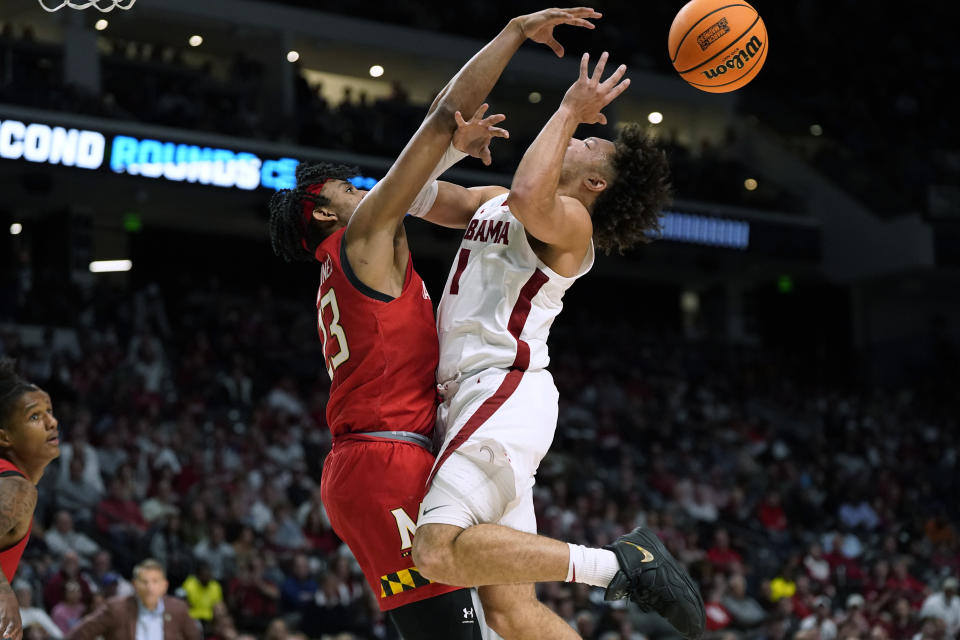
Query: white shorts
417 368 559 534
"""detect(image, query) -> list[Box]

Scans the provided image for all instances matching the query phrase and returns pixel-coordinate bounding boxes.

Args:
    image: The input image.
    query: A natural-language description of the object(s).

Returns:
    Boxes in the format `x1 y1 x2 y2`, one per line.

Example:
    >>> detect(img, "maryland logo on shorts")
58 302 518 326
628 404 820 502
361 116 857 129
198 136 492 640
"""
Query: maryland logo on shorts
380 567 433 597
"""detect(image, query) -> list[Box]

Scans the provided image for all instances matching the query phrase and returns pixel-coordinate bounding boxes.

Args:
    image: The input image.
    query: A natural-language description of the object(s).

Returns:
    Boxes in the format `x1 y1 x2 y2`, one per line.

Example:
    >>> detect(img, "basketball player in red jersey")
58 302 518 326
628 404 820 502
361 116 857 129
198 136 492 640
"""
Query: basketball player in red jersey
0 358 60 640
267 8 601 639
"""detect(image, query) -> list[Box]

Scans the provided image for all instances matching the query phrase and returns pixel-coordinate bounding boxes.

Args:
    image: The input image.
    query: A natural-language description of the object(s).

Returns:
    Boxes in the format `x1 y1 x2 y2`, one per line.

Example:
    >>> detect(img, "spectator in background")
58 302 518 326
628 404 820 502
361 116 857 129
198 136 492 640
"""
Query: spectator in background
843 593 870 636
723 573 767 630
55 457 102 527
838 488 881 531
146 513 192 588
925 511 957 548
757 490 788 532
802 542 831 584
67 559 199 640
179 561 223 627
89 551 134 599
51 581 86 634
888 557 927 607
44 511 100 564
15 580 64 639
94 429 128 479
800 595 837 640
229 525 257 570
227 556 278 634
206 602 239 640
703 584 732 633
57 421 104 494
706 529 743 573
269 503 307 553
279 554 317 626
95 477 148 573
920 577 960 638
302 506 339 556
192 523 234 582
44 552 94 611
140 478 178 524
889 596 920 639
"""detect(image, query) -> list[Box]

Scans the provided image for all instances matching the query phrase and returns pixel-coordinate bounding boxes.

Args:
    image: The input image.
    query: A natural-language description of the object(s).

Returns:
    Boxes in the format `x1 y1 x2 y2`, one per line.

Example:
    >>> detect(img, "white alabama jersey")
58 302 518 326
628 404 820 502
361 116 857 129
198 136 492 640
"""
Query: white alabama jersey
437 192 594 383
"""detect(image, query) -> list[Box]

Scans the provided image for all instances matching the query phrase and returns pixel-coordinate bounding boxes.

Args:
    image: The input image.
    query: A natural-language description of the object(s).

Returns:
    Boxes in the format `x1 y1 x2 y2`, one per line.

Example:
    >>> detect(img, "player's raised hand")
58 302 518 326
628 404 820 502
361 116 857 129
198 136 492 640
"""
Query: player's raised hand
512 7 602 58
560 51 630 125
453 103 509 167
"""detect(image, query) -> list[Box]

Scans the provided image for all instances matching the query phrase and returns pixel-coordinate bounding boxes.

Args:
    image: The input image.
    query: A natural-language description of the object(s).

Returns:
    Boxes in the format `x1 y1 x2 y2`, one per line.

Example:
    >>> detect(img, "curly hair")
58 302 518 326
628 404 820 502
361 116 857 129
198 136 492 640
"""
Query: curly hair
268 161 359 263
591 123 672 255
0 357 38 432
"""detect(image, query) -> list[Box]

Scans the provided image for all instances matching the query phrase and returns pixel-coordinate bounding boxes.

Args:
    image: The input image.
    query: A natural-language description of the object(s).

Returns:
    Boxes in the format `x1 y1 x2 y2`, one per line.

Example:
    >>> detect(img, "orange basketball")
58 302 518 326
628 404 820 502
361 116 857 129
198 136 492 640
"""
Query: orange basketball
668 0 768 93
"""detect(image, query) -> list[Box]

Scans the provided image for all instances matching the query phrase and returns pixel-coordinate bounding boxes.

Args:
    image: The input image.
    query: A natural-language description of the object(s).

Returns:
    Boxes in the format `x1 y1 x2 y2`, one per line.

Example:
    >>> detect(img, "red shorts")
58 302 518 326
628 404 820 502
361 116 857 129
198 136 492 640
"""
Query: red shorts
320 436 460 611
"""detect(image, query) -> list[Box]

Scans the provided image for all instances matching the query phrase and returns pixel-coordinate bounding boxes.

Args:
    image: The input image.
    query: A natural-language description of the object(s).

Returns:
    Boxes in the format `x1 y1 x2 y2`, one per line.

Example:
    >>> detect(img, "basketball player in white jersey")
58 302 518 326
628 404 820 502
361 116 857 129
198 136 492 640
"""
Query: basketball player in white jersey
409 53 706 640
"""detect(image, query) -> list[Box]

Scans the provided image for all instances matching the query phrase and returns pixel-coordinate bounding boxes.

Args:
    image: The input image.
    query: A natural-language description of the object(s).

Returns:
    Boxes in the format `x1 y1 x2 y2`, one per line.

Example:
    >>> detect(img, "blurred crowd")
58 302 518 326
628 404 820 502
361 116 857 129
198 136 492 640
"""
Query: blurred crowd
0 19 799 214
0 272 957 640
272 0 957 219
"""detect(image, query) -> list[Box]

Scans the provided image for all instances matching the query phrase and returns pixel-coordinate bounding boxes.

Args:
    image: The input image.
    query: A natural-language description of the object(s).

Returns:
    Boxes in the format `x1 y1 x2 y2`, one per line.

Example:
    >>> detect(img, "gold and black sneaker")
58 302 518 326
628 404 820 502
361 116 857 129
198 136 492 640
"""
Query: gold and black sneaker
604 527 706 639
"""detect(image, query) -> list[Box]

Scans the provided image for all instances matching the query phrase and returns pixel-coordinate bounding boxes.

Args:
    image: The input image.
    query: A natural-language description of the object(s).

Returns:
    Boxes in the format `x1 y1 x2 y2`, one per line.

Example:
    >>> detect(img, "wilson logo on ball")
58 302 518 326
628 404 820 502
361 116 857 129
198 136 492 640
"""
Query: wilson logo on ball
696 18 730 51
668 0 768 93
702 35 763 79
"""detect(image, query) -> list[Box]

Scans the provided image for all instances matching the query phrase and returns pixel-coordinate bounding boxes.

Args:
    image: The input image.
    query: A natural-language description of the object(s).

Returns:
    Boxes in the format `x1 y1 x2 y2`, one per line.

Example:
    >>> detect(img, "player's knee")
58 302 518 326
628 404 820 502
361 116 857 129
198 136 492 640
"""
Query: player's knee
483 597 540 638
412 525 457 583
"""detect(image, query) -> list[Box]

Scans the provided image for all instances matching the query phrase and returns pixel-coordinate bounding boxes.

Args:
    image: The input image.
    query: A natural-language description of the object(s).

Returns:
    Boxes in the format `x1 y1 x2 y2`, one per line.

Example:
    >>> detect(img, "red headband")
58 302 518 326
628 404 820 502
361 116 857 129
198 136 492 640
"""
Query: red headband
300 180 330 251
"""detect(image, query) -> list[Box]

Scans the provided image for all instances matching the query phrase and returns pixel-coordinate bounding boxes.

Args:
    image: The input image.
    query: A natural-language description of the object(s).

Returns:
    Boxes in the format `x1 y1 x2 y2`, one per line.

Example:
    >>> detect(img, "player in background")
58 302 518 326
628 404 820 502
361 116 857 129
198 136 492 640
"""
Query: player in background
267 8 601 638
0 358 61 640
410 53 706 639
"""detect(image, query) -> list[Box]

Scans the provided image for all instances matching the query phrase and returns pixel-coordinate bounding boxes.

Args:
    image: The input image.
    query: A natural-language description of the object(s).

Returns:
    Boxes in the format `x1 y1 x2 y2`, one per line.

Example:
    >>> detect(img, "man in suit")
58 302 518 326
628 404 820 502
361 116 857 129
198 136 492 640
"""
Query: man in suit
67 559 200 640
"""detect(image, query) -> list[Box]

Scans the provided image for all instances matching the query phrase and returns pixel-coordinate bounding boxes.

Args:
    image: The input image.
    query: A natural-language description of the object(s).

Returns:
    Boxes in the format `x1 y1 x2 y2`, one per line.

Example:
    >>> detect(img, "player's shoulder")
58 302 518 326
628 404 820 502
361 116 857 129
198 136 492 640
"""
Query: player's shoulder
0 472 34 495
0 473 37 531
474 185 510 207
557 195 594 233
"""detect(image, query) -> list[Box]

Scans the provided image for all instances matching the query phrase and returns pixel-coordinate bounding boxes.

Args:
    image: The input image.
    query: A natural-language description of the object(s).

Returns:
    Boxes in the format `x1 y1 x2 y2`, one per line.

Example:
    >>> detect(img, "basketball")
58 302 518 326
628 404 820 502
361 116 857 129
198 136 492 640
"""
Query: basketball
668 0 768 93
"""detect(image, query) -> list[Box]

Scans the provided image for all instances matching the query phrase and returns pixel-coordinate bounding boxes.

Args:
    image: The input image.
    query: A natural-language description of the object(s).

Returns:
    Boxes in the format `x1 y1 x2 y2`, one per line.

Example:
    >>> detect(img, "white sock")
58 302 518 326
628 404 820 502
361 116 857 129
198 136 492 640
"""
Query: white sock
566 543 620 588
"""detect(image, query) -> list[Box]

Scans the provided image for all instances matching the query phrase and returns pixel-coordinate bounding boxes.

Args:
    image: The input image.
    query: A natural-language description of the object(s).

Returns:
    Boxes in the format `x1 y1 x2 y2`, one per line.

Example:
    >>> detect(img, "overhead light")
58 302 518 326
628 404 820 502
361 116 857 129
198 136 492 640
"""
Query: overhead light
369 65 384 78
680 291 700 313
9 223 22 235
744 178 758 191
647 111 663 124
287 50 300 63
94 19 108 31
810 124 823 136
528 92 542 104
89 260 132 273
188 35 203 47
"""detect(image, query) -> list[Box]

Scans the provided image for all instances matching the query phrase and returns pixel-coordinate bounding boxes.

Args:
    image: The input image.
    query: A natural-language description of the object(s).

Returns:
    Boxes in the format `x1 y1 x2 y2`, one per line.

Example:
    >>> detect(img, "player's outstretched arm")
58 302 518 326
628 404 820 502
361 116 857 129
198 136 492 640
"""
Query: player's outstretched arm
509 51 629 249
345 9 601 285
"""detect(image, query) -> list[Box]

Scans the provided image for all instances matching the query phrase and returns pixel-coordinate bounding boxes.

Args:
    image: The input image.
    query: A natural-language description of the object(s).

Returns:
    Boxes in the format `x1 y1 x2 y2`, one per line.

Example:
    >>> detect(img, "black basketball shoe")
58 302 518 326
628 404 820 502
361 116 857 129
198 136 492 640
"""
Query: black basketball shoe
604 527 706 639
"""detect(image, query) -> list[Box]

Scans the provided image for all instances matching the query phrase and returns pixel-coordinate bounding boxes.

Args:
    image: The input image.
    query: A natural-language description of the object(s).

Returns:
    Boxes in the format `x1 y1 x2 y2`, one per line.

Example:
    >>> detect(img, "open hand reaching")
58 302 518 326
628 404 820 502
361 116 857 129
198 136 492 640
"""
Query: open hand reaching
453 103 509 167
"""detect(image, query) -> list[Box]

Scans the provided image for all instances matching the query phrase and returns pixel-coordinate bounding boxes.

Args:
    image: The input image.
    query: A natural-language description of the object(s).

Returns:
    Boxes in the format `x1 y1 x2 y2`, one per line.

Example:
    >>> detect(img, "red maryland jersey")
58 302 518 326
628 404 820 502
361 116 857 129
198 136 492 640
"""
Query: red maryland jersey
314 228 439 439
0 458 31 581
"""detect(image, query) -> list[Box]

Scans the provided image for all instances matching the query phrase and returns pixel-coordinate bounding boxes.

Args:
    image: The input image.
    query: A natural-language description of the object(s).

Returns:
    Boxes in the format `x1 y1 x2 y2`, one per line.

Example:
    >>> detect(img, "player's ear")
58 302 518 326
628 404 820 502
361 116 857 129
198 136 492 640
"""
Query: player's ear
583 174 608 193
311 206 339 223
0 427 14 449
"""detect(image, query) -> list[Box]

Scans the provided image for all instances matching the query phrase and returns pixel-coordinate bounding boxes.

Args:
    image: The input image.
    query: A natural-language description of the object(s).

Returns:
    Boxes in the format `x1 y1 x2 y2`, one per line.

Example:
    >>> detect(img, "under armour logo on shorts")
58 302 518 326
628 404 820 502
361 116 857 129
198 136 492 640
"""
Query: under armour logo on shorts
463 607 475 621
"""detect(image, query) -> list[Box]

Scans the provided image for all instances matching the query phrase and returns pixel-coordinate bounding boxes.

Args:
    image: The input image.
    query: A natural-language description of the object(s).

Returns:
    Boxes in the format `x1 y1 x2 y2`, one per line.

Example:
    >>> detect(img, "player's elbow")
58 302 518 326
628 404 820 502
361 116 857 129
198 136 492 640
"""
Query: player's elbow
505 187 547 225
424 103 458 136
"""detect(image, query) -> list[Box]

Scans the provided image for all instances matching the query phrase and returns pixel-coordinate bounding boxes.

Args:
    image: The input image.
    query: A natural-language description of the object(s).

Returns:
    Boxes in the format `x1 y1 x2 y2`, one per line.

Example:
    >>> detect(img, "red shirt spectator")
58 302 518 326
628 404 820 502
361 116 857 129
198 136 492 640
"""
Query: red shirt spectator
707 529 743 572
95 477 148 535
227 556 280 632
885 559 927 607
43 551 94 610
758 491 788 531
